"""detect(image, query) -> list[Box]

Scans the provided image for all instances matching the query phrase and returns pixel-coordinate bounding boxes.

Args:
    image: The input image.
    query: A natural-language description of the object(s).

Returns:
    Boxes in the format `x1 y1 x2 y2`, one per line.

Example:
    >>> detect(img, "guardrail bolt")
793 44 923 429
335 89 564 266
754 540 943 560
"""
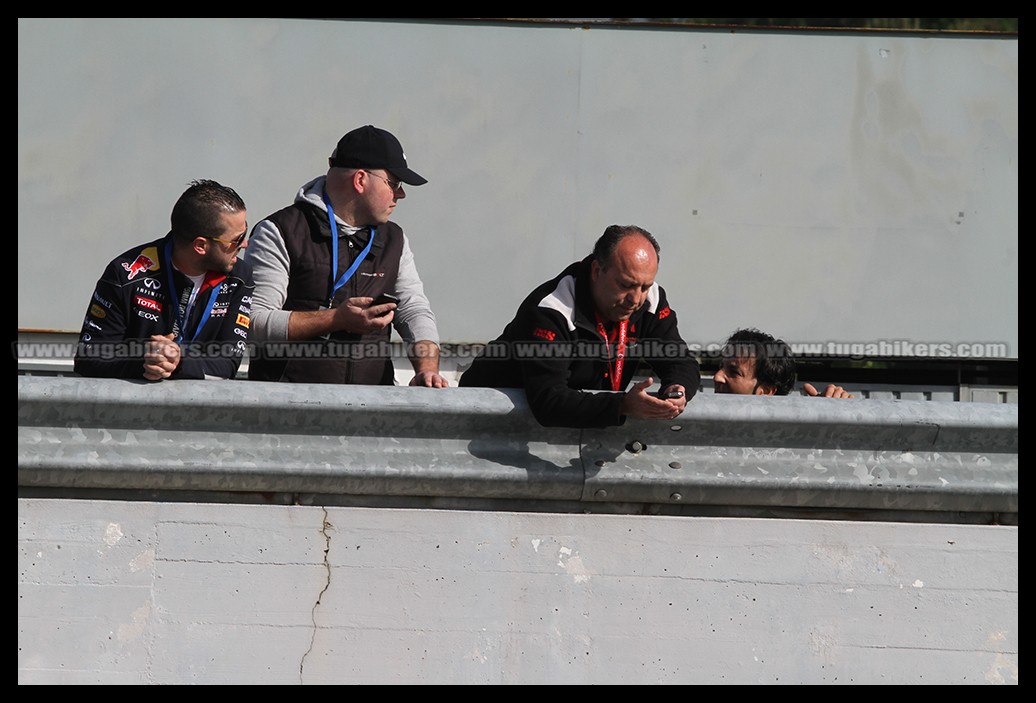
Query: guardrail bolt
670 493 682 501
594 489 608 499
626 440 647 453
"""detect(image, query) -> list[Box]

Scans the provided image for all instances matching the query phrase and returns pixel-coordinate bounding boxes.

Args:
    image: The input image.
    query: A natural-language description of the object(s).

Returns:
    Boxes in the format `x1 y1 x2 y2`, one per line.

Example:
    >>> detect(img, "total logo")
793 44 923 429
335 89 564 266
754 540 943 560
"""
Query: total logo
135 295 162 312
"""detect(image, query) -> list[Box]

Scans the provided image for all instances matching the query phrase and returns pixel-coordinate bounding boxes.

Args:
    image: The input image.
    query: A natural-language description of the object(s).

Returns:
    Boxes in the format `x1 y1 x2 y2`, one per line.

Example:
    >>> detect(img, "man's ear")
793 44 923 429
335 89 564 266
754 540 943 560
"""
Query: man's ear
191 237 209 256
754 383 778 396
352 169 369 193
590 259 601 282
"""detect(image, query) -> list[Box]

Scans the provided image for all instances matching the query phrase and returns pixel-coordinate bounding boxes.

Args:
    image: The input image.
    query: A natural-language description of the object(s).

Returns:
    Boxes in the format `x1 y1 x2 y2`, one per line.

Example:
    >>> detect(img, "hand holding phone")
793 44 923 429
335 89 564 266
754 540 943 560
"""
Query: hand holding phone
371 293 399 317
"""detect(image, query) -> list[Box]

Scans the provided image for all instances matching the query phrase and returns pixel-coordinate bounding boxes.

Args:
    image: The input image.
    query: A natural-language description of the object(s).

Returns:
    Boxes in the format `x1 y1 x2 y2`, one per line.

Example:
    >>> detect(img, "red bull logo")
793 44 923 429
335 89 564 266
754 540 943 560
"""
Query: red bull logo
123 254 155 280
122 247 159 280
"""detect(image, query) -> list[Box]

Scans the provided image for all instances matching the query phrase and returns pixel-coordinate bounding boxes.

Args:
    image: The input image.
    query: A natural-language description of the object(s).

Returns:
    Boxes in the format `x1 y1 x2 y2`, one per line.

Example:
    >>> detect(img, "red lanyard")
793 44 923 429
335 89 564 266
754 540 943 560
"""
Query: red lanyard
595 315 628 392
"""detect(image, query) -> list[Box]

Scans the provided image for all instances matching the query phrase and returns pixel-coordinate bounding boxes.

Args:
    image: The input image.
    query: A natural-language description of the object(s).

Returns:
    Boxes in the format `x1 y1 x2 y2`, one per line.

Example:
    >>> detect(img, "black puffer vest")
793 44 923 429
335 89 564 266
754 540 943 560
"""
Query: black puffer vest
247 202 404 385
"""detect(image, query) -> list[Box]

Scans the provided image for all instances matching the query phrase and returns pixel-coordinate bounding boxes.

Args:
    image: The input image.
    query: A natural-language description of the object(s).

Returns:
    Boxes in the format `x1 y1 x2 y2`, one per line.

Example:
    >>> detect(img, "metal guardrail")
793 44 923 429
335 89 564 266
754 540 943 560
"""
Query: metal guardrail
18 376 1017 522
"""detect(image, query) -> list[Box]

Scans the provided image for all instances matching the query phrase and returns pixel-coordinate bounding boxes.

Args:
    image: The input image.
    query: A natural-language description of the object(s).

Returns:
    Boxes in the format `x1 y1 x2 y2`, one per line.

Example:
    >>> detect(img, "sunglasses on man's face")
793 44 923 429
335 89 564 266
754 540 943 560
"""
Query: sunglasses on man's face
206 229 248 250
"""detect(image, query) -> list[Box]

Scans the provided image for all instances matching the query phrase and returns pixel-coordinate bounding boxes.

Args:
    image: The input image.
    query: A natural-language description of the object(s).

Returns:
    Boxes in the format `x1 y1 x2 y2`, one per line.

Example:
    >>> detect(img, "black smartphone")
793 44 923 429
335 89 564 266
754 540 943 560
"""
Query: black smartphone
662 390 684 399
372 293 399 316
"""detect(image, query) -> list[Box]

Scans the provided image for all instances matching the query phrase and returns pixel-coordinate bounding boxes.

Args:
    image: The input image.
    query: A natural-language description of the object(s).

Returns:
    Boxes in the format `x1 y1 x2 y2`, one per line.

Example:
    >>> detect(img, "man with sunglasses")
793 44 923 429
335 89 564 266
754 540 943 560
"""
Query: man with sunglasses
243 125 447 387
73 179 255 381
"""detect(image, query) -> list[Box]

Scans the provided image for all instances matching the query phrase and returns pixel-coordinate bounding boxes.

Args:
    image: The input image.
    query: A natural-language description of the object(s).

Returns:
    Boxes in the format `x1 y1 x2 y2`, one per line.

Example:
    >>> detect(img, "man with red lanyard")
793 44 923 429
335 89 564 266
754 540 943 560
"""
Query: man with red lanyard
460 225 699 428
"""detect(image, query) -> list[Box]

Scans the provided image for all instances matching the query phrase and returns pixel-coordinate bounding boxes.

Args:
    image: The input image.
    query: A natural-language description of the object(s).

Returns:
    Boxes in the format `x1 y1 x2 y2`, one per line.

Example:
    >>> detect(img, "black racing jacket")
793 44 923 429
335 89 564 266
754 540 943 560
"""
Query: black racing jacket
73 234 255 380
460 257 701 427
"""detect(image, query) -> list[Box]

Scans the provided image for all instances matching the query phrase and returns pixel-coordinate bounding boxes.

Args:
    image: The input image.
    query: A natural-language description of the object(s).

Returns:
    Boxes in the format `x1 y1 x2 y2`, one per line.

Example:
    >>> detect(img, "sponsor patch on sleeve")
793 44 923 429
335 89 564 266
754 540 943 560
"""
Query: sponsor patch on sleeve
236 313 250 328
532 327 556 341
657 306 671 320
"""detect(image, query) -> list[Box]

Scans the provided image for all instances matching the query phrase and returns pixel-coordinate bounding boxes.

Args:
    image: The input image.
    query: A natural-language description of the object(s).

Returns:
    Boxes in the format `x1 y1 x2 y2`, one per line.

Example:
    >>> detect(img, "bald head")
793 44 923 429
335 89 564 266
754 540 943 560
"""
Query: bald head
612 233 657 268
592 225 660 268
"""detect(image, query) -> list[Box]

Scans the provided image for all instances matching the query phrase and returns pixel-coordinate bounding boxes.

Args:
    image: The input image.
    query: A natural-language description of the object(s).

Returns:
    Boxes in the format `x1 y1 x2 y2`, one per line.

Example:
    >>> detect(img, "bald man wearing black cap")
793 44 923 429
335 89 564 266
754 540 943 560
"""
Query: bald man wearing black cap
244 125 447 387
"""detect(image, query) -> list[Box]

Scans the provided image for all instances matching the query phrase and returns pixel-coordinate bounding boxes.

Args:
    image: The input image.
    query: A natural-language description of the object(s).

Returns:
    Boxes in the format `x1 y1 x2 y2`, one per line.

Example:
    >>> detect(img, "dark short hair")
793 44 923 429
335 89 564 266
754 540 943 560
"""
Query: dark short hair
170 179 246 243
592 225 661 268
724 328 797 395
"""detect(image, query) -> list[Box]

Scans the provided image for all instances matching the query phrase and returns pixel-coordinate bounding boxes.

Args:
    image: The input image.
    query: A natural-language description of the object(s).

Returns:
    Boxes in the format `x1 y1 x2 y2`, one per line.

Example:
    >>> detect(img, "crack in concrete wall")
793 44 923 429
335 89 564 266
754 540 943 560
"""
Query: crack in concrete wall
299 507 332 684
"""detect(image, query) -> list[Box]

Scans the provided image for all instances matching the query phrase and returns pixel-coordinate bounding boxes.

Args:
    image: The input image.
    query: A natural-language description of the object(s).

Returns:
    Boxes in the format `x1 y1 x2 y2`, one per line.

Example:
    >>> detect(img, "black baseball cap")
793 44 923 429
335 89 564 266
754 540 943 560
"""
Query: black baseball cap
328 125 427 186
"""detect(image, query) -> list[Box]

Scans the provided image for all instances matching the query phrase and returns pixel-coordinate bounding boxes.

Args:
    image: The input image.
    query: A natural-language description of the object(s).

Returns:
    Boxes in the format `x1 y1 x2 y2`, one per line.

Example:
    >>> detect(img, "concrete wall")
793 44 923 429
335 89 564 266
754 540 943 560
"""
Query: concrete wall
18 19 1018 359
17 498 1019 685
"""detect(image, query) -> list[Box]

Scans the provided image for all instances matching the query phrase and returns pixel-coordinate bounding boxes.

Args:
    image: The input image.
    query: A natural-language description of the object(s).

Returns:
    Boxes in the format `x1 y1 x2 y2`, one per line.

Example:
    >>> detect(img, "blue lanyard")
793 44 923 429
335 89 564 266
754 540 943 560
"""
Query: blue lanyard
164 238 221 344
323 189 375 306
